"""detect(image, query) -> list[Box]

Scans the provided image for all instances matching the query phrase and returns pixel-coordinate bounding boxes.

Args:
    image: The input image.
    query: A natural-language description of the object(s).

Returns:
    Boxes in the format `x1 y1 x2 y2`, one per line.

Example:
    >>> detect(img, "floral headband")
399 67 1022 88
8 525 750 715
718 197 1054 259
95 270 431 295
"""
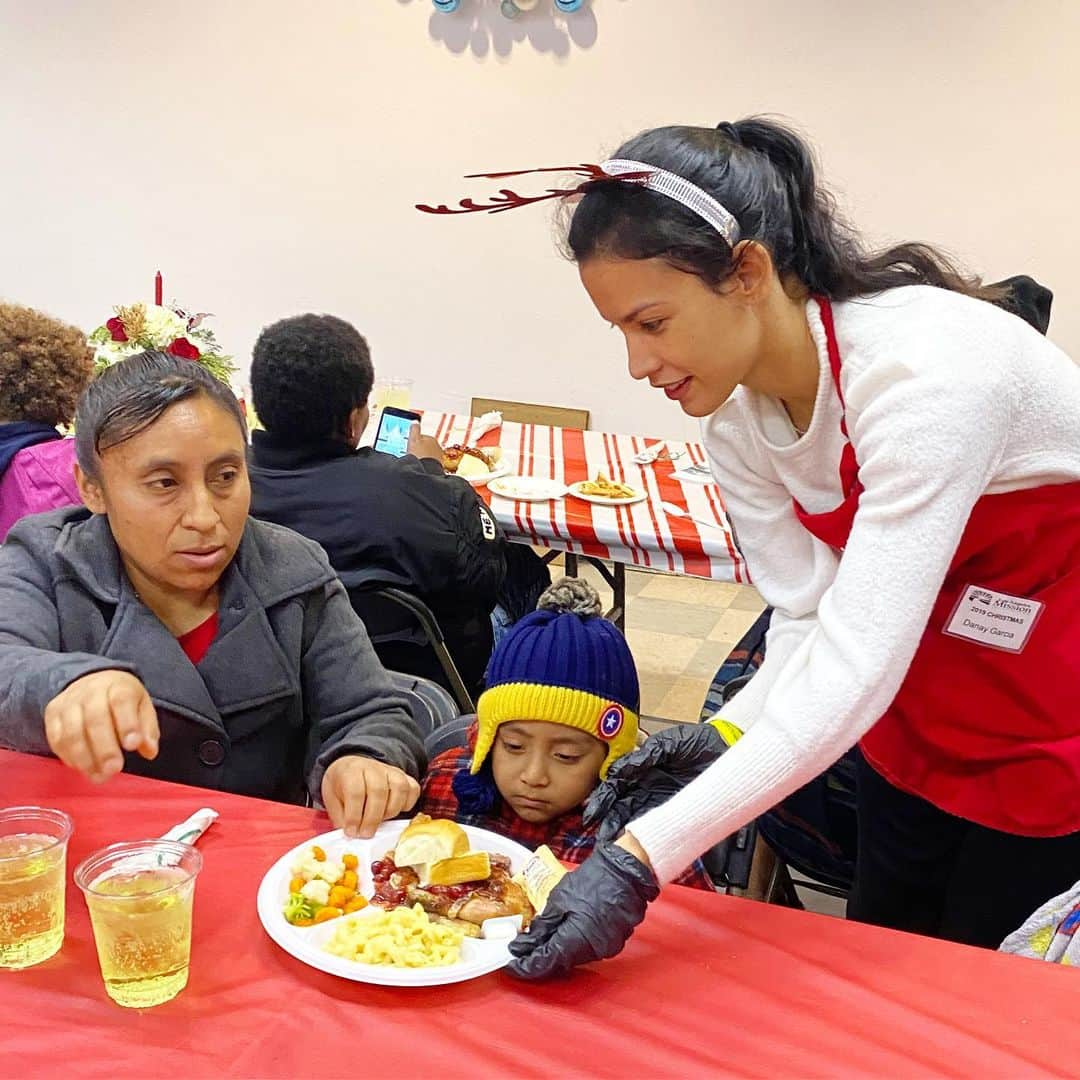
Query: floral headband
416 160 741 246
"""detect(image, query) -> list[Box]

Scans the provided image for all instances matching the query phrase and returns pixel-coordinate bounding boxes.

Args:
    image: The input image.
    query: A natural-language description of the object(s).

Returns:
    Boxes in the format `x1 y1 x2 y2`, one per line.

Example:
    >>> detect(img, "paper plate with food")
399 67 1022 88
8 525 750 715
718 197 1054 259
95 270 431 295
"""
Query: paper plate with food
568 473 648 506
441 444 510 486
486 475 567 502
257 814 553 987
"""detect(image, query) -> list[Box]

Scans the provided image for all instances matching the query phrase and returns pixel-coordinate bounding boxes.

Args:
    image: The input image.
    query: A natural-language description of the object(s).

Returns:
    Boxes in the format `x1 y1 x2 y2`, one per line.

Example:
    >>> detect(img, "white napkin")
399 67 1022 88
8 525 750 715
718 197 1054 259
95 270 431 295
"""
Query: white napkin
672 462 715 485
632 443 686 466
439 410 503 446
471 410 503 440
99 808 219 879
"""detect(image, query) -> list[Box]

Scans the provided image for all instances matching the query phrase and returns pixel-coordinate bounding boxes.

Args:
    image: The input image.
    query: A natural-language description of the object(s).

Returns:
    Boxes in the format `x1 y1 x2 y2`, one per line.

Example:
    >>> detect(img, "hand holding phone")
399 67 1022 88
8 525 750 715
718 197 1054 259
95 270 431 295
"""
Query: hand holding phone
406 425 445 463
373 406 422 457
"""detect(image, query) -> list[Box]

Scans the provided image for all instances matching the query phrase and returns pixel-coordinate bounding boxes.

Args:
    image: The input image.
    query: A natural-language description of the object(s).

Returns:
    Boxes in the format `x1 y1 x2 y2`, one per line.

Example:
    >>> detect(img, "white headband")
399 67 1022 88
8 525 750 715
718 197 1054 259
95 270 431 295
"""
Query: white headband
600 158 741 247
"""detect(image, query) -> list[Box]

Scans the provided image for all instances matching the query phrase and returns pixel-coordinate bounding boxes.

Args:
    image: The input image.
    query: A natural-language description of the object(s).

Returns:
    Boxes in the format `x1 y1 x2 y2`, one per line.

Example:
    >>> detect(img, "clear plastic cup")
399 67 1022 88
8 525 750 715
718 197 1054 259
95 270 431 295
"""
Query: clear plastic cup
75 840 202 1008
387 376 414 409
0 806 72 969
373 376 413 411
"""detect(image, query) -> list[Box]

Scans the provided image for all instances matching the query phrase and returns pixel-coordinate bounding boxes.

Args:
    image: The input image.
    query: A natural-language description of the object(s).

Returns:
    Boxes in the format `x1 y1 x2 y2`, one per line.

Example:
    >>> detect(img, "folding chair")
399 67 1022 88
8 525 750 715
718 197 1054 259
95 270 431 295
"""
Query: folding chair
342 573 477 716
386 671 462 742
470 397 589 430
422 714 475 760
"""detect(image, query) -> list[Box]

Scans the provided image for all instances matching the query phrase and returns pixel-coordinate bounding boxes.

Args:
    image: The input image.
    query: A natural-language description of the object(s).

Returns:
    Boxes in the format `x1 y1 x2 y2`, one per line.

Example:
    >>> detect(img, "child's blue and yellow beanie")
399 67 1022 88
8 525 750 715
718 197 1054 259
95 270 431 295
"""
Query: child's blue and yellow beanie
472 579 639 779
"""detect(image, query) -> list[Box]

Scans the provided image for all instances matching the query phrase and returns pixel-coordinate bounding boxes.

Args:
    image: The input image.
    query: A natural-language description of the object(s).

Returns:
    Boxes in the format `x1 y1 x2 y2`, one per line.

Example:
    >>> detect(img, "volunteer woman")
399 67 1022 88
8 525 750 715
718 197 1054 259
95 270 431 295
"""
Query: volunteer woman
500 118 1080 977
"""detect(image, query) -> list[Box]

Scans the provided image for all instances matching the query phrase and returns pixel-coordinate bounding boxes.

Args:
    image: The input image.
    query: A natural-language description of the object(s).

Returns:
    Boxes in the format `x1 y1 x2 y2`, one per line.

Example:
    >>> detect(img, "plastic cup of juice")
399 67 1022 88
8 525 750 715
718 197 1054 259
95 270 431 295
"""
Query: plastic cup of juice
373 376 413 411
0 806 73 969
74 840 202 1008
387 377 414 409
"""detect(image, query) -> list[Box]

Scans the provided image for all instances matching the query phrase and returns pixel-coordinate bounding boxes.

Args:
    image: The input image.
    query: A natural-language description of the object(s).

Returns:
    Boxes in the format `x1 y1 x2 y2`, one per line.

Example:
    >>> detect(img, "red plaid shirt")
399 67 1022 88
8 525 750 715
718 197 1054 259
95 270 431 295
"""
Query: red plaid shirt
417 739 714 891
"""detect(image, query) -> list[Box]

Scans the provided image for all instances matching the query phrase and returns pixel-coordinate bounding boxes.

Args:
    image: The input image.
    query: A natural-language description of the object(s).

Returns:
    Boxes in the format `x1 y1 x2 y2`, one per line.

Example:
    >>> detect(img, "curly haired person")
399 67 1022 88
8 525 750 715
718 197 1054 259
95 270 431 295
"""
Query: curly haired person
0 302 94 540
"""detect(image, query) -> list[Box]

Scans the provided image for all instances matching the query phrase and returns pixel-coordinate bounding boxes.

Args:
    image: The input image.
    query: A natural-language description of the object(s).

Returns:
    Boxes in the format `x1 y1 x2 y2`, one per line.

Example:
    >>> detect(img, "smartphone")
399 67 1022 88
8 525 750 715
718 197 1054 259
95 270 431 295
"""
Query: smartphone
373 406 422 458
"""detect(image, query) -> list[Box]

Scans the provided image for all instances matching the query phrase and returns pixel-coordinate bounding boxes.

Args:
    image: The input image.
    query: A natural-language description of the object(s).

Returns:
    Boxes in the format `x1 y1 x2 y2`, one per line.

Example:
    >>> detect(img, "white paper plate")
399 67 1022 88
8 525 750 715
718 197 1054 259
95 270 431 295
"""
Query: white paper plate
257 820 534 987
446 447 511 487
567 480 648 506
487 475 568 502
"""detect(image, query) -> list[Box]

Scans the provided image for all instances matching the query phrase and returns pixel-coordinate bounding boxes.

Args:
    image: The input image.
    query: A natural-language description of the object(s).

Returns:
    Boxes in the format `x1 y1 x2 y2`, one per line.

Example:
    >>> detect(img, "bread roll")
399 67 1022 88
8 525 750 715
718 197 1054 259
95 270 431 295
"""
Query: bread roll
454 453 489 479
394 815 469 870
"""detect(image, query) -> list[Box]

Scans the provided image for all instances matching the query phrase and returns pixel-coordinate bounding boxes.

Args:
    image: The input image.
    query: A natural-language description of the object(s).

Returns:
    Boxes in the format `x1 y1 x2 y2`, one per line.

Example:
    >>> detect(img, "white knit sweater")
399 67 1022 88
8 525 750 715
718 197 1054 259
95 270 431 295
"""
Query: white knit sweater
629 286 1080 884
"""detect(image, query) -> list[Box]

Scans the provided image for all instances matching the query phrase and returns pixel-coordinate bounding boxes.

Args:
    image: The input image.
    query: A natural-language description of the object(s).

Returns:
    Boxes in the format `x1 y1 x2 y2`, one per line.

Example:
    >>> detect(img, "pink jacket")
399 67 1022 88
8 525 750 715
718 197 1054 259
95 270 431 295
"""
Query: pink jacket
0 439 82 541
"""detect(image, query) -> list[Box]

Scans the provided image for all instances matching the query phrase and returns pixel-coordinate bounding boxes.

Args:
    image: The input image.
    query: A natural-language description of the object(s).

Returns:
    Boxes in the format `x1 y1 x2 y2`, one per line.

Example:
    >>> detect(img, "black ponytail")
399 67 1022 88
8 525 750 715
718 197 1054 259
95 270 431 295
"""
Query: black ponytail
566 117 1004 306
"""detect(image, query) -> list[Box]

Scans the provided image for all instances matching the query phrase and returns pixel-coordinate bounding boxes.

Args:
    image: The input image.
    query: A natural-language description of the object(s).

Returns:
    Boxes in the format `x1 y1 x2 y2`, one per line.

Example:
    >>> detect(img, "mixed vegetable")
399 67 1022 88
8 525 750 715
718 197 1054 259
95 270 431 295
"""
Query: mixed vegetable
284 845 368 926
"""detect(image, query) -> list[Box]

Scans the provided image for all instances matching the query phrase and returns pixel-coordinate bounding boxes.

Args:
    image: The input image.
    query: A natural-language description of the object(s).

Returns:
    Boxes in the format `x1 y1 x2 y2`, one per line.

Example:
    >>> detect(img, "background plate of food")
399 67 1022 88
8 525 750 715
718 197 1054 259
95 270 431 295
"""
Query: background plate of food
441 445 511 487
257 816 535 987
568 474 648 506
487 475 568 502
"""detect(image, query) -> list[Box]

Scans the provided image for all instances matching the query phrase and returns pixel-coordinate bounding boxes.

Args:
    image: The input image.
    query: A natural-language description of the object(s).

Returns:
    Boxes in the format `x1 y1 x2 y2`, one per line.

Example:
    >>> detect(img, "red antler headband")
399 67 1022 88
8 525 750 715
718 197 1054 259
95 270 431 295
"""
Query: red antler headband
416 159 741 246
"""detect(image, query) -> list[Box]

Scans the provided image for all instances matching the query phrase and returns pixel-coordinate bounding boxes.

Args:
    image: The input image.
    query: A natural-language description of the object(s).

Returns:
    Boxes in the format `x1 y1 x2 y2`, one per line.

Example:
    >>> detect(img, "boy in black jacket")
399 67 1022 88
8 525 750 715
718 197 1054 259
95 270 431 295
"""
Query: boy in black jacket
248 314 513 697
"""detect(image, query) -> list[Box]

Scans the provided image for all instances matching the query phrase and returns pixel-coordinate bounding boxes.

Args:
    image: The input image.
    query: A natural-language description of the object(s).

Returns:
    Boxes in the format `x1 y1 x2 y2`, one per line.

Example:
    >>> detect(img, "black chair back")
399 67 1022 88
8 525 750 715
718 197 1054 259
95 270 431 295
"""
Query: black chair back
386 670 464 741
422 714 474 760
341 572 477 715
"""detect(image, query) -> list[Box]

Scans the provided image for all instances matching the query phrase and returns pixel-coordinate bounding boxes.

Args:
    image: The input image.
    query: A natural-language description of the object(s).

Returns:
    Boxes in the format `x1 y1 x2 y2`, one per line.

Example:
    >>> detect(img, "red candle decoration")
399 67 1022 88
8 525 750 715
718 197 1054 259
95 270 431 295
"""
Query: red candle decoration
154 271 163 306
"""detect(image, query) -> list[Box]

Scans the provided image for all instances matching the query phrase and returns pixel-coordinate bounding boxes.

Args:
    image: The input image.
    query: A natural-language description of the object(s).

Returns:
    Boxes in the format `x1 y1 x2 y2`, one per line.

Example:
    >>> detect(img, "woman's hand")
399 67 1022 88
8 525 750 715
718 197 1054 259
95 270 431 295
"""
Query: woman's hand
614 829 653 870
44 670 159 783
321 756 421 838
507 840 660 980
583 721 732 842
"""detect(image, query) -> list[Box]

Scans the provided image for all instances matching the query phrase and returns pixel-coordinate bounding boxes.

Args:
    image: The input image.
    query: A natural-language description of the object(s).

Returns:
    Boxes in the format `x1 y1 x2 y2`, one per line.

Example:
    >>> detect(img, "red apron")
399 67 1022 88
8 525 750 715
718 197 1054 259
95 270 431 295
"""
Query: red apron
793 298 1080 836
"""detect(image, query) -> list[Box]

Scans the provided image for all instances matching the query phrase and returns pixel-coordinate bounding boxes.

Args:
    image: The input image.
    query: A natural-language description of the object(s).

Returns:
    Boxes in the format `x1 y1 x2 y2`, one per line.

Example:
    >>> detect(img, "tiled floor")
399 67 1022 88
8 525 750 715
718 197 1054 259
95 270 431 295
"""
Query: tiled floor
544 556 766 723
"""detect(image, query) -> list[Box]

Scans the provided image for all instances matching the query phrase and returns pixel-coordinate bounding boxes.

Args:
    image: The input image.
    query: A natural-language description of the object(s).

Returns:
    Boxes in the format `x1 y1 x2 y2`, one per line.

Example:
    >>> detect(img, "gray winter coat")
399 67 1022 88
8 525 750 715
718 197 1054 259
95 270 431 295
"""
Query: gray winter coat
0 507 426 802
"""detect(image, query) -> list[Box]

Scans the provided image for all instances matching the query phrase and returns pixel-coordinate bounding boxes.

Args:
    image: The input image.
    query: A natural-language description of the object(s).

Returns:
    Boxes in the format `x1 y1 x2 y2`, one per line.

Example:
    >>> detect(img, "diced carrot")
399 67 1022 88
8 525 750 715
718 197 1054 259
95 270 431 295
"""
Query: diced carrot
313 906 343 923
343 896 368 914
288 876 305 894
340 869 358 891
342 853 359 871
328 885 355 908
311 845 326 862
291 916 315 927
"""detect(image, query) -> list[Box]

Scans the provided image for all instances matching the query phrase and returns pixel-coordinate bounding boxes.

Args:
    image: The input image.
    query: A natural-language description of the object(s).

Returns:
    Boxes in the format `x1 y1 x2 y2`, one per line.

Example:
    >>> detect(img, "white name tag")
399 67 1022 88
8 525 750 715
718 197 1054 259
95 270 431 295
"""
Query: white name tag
943 585 1044 653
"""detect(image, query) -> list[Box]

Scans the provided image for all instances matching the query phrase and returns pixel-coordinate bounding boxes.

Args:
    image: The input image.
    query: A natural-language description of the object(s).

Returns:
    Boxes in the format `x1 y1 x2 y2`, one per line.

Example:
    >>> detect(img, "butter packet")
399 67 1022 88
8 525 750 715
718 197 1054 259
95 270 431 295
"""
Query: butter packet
480 914 523 941
513 844 567 915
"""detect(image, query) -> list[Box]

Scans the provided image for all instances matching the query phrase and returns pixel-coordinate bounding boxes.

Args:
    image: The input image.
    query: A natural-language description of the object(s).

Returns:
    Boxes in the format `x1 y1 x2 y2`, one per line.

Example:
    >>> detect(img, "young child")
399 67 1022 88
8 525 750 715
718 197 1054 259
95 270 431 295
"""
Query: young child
418 578 713 889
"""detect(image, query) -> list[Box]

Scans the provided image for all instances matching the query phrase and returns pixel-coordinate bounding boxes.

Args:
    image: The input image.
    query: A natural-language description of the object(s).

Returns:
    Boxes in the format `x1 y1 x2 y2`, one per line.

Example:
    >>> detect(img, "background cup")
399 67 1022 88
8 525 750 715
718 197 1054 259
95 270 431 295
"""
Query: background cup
388 376 414 409
373 376 414 411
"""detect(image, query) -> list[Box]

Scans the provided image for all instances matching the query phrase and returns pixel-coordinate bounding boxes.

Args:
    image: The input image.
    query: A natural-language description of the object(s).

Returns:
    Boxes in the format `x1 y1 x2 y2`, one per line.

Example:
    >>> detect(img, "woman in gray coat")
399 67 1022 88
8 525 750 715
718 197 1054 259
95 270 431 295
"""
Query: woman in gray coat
0 351 425 837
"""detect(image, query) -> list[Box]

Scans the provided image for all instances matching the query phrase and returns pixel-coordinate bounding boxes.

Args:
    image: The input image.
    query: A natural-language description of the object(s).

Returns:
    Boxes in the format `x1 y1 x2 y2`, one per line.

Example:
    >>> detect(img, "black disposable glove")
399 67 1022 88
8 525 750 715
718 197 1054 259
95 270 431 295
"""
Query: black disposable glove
583 722 731 843
506 842 660 980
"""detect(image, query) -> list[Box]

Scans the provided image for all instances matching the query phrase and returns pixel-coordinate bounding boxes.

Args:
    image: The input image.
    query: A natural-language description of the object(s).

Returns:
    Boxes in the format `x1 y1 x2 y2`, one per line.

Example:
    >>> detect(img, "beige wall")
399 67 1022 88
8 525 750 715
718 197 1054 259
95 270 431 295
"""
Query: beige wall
1 0 1076 440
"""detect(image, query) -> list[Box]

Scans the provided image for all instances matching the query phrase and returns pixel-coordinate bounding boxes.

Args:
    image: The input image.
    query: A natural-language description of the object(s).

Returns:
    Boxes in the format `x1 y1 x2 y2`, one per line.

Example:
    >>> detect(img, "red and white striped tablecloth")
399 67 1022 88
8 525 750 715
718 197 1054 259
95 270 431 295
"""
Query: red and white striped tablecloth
424 413 748 584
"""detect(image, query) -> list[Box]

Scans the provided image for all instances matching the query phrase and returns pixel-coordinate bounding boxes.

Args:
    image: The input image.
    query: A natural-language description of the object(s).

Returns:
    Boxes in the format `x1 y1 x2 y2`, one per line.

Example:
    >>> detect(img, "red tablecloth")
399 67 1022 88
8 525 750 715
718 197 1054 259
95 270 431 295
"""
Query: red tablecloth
1 749 1077 1079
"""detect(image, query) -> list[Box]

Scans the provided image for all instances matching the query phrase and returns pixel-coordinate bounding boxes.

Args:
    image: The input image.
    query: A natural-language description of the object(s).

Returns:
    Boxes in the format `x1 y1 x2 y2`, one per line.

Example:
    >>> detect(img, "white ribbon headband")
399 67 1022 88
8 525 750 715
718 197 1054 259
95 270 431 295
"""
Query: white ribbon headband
600 158 741 247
